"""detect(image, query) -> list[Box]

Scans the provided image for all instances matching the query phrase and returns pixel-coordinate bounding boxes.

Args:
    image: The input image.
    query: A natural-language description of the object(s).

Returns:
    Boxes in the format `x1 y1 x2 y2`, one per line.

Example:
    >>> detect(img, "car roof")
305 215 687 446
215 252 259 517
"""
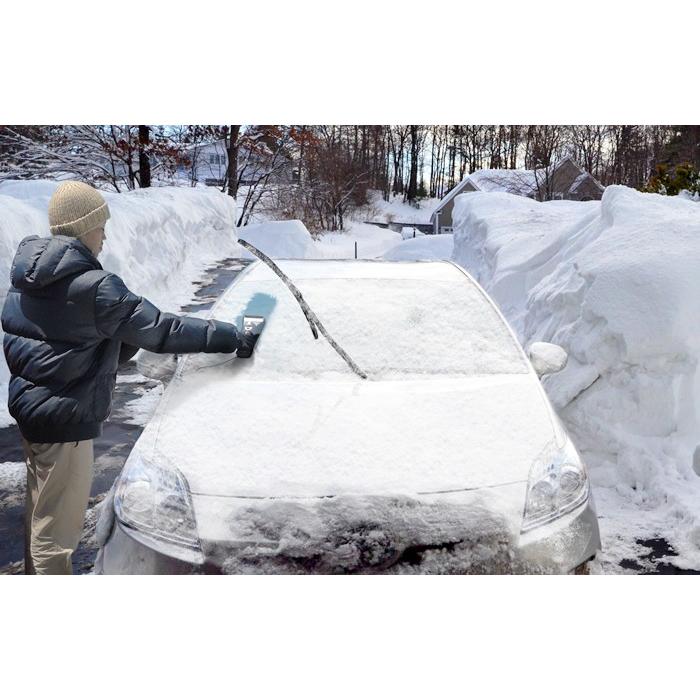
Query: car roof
242 259 466 283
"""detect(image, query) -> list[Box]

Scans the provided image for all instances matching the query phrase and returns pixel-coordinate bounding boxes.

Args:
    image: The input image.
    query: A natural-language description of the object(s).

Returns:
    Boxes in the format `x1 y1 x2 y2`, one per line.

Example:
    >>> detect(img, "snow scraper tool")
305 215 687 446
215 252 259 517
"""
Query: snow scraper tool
237 238 368 379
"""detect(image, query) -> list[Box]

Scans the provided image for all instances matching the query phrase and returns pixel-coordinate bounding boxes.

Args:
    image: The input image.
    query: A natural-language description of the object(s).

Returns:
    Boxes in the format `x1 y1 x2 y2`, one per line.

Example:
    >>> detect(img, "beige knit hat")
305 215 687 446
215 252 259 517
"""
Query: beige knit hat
48 181 111 238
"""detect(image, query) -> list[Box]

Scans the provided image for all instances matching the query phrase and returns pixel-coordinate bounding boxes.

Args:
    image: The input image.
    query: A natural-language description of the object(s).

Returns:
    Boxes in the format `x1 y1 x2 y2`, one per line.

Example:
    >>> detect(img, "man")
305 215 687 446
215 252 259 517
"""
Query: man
1 181 254 575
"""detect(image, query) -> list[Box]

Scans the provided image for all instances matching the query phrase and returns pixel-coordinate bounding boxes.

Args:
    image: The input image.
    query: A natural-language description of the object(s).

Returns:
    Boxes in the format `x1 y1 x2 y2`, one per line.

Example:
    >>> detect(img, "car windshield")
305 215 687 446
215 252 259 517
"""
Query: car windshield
182 264 529 379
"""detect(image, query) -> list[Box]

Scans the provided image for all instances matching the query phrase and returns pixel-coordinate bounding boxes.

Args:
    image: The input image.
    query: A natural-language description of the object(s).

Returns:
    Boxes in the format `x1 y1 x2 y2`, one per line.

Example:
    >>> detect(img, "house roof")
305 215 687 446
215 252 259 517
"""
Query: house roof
431 168 538 221
430 156 604 222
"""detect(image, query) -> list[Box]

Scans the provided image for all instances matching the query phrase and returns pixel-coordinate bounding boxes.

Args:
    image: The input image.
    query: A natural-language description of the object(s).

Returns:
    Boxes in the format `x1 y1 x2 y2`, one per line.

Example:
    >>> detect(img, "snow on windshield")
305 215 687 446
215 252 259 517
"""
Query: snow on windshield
189 266 528 379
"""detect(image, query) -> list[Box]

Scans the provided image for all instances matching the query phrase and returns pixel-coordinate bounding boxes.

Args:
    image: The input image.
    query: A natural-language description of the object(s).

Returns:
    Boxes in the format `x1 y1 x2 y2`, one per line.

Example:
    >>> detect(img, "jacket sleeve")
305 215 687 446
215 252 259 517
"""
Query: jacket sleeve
94 273 239 354
118 343 139 365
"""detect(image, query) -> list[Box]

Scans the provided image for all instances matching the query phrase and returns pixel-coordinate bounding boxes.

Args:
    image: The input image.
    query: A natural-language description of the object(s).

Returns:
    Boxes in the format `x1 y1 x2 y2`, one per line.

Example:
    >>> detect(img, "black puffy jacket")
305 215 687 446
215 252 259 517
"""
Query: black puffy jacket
1 235 239 443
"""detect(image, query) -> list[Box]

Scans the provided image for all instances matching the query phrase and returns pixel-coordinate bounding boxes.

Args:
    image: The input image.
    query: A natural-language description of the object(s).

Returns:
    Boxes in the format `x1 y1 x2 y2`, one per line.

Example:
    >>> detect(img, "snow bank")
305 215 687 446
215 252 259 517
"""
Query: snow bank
383 234 454 262
235 219 316 259
452 186 700 570
0 180 241 426
450 192 599 331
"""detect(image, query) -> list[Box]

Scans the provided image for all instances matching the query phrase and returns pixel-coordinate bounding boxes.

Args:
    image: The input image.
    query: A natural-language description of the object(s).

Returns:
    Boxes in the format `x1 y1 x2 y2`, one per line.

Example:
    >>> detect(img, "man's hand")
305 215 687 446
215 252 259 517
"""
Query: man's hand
236 332 258 358
236 316 265 359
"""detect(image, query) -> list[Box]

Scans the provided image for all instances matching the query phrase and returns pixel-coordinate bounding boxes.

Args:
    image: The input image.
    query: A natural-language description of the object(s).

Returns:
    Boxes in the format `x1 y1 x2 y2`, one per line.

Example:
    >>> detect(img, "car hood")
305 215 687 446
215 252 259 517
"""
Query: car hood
142 370 557 497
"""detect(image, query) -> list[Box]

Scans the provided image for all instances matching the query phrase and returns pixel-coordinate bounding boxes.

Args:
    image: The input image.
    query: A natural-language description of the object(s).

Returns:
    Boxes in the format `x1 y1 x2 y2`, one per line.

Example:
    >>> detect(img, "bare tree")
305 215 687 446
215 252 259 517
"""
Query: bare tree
524 125 566 200
0 125 182 191
224 125 241 198
406 125 421 204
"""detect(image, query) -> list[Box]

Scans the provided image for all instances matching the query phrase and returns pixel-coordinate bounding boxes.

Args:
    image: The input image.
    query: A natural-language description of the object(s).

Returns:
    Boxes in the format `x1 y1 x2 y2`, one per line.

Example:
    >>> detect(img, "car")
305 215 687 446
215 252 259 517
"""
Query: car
95 259 601 574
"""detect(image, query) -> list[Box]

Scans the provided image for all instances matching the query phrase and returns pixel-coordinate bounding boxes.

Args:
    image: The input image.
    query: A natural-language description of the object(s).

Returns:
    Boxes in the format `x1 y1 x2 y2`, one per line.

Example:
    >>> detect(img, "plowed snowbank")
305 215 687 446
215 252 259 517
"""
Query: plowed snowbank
452 186 700 571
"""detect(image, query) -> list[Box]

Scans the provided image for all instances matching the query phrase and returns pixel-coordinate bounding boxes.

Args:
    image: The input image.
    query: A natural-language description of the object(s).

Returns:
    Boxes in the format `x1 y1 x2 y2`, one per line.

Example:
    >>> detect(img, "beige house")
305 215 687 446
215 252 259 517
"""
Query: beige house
431 156 605 234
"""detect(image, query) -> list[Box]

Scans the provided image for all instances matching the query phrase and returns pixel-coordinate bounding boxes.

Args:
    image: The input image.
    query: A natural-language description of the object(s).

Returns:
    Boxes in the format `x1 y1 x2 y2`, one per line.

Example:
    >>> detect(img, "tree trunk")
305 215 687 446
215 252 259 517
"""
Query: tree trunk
137 125 151 188
226 125 241 198
407 125 419 203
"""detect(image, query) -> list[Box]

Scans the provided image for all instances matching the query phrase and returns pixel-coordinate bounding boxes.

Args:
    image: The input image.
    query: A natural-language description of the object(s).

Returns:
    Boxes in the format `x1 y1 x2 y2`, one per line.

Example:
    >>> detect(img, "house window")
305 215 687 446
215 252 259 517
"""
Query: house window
209 154 225 165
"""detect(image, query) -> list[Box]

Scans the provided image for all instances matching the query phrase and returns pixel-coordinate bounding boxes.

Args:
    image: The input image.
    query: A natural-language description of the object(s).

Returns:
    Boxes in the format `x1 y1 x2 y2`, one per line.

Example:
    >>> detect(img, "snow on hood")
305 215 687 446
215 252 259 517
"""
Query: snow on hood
139 372 555 498
452 185 700 570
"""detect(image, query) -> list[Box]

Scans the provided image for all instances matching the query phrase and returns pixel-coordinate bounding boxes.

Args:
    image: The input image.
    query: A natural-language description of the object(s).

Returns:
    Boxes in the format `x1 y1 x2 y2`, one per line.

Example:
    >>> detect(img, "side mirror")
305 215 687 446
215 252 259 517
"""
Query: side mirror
527 341 568 378
136 350 178 382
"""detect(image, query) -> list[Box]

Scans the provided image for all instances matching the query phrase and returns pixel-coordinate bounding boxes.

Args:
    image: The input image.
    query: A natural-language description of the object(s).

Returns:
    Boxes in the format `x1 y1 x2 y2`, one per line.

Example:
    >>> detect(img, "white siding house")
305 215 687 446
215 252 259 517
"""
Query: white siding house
178 139 297 188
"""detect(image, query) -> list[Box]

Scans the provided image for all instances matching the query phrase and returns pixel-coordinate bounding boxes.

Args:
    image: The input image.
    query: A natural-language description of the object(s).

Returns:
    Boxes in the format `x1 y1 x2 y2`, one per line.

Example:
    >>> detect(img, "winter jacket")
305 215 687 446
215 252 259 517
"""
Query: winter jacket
1 235 239 443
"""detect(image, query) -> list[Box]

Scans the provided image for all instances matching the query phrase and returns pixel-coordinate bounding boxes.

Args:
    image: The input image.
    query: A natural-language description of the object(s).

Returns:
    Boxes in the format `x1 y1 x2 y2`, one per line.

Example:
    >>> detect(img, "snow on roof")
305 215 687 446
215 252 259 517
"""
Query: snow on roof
569 169 605 193
468 168 537 196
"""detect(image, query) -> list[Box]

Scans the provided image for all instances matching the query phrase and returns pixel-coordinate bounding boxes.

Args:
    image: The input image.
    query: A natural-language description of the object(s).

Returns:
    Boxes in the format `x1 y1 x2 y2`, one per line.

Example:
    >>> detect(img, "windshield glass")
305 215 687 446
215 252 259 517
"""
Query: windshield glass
182 266 528 379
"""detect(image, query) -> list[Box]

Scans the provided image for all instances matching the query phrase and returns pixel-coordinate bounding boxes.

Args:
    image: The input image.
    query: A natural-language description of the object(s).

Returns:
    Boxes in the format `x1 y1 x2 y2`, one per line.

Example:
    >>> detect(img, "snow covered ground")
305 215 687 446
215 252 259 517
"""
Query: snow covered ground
314 222 402 259
452 186 700 572
312 193 442 259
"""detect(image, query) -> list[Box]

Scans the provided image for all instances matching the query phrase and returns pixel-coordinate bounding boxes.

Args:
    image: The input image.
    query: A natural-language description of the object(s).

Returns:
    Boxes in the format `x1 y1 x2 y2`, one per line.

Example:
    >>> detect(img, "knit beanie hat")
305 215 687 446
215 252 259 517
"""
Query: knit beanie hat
48 181 111 238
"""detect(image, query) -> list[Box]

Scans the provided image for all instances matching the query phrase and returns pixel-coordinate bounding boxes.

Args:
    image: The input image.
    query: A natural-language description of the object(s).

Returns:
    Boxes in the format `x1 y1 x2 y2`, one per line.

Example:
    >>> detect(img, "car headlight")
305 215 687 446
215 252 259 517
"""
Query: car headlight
114 449 201 553
521 438 590 533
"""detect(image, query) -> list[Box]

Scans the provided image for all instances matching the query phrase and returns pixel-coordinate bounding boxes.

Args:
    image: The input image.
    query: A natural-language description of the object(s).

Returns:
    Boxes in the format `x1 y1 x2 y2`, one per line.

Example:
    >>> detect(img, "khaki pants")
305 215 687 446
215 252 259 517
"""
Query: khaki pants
22 438 94 575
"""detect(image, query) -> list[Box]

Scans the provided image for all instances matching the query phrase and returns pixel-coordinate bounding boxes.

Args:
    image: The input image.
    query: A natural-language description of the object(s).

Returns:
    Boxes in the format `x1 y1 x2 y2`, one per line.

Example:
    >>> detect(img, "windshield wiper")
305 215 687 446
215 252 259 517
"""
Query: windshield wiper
237 239 368 380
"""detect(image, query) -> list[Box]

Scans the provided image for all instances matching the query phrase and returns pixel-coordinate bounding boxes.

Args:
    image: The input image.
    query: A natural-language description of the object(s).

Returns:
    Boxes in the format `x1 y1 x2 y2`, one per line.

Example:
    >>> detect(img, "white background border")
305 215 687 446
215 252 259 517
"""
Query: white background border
3 2 699 697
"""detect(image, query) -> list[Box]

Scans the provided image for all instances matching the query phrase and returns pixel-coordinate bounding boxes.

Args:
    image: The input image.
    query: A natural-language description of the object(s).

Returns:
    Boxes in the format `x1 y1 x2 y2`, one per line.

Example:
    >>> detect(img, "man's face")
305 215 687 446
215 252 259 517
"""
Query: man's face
82 225 107 257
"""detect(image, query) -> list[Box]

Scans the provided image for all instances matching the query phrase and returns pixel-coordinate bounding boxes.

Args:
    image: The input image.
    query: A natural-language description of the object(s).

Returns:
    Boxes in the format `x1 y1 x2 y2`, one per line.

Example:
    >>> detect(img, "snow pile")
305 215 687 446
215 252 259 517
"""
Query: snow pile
450 192 598 330
0 180 241 426
452 186 700 570
235 219 317 260
383 234 454 261
314 222 402 259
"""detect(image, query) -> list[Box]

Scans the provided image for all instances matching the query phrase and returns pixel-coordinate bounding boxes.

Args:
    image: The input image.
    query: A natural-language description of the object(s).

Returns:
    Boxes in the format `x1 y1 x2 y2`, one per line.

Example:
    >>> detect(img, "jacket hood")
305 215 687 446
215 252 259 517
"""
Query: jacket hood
10 235 102 291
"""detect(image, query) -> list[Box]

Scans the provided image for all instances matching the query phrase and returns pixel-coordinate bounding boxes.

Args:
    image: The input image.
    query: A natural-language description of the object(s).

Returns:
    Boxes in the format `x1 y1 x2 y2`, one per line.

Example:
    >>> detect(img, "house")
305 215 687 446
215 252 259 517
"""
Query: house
177 139 298 188
430 156 605 234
